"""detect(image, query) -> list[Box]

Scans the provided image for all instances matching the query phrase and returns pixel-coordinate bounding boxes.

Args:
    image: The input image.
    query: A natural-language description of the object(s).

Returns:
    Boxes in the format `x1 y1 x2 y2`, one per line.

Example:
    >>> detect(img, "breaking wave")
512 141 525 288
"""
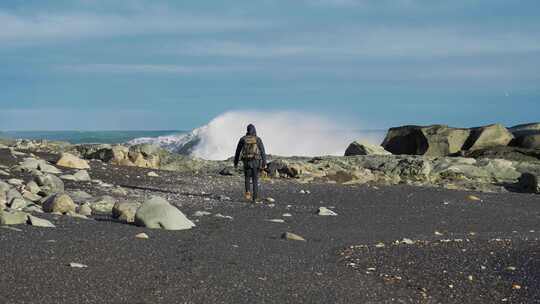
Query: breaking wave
128 111 384 160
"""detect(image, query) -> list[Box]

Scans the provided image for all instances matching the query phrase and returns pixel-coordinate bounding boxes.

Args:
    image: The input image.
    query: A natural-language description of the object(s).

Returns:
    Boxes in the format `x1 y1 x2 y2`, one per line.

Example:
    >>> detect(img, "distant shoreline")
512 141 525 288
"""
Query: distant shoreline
0 130 186 145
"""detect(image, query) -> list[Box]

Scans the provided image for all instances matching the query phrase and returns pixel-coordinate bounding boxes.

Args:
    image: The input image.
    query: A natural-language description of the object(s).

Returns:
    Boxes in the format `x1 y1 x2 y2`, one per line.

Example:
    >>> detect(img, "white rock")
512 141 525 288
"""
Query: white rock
317 207 338 216
147 171 159 177
193 211 212 217
214 213 233 220
267 219 285 223
401 238 415 245
282 213 293 217
69 262 88 268
135 232 149 239
134 196 195 230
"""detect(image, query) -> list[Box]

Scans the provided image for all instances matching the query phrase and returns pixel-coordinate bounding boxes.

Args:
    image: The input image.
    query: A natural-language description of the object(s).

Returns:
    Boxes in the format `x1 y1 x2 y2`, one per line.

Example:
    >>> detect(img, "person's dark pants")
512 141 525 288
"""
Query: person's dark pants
244 160 260 202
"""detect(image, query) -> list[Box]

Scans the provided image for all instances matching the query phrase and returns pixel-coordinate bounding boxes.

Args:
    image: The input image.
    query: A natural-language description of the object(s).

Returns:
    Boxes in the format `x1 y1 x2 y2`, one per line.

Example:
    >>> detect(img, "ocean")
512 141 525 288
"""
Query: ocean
0 130 185 145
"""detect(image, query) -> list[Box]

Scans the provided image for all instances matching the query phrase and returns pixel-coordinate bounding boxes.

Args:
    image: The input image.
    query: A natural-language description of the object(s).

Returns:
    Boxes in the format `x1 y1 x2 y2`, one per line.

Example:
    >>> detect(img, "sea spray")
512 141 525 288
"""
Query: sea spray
129 111 384 160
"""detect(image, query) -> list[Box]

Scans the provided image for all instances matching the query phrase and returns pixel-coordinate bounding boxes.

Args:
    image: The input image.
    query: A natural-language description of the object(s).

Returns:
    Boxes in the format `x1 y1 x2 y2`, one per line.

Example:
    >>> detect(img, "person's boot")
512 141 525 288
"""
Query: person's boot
244 192 252 201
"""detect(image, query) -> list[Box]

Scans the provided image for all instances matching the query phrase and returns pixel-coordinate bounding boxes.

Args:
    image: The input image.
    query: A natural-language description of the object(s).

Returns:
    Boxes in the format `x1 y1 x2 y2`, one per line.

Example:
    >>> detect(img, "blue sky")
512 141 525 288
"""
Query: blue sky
0 0 539 131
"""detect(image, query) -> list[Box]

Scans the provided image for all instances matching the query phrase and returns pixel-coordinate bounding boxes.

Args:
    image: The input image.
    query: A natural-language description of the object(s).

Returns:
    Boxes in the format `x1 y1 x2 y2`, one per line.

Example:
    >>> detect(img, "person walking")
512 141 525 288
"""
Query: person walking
234 124 267 203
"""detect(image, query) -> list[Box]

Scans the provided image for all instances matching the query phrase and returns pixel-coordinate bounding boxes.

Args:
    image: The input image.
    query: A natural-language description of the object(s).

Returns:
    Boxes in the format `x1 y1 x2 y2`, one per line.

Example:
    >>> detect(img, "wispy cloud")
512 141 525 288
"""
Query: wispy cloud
0 10 266 47
58 63 257 74
167 27 540 59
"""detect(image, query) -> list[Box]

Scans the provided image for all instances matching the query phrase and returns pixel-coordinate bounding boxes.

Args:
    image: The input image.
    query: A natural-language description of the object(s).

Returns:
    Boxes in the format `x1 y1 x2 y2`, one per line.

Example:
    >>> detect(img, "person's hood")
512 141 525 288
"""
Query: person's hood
246 124 257 136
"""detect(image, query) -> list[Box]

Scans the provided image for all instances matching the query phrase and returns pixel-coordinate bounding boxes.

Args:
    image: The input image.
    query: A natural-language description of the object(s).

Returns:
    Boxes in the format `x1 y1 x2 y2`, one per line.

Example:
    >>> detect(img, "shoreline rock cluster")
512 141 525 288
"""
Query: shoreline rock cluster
0 151 195 230
1 122 538 194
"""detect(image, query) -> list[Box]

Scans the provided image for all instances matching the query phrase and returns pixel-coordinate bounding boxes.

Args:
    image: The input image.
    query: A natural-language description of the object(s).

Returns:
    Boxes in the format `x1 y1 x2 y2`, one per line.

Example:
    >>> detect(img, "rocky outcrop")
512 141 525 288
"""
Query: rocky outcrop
382 123 520 157
462 124 514 151
80 143 165 169
382 125 470 156
134 196 195 230
259 154 540 192
345 142 391 156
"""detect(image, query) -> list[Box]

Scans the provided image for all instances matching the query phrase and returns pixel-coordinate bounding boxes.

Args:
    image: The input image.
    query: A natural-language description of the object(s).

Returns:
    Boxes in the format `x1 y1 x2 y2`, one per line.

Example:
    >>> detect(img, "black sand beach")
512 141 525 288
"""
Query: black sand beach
1 149 539 303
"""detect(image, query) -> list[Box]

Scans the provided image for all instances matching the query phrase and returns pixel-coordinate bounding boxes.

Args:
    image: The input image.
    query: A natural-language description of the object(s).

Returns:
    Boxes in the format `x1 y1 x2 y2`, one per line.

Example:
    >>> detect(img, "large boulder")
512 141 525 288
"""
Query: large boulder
382 125 470 156
34 174 64 195
42 193 76 214
134 196 195 230
509 122 540 137
112 201 141 223
0 210 28 225
462 124 514 151
512 134 540 150
88 195 117 214
345 142 391 156
462 146 540 163
266 160 302 178
516 173 539 193
56 153 90 169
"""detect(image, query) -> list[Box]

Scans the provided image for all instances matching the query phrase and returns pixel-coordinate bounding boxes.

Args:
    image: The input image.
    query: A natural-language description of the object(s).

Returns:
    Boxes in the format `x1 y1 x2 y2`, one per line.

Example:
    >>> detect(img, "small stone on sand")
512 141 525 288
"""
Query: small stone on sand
135 232 149 239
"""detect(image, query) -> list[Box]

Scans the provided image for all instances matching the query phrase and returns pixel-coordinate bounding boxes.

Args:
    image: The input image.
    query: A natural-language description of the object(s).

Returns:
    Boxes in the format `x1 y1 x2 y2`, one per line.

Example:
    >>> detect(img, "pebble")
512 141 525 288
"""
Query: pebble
214 213 233 220
466 195 481 201
266 219 285 223
69 262 88 268
266 197 276 203
193 211 212 217
317 207 338 216
282 232 306 241
401 238 414 245
135 232 149 239
147 172 159 177
282 213 292 217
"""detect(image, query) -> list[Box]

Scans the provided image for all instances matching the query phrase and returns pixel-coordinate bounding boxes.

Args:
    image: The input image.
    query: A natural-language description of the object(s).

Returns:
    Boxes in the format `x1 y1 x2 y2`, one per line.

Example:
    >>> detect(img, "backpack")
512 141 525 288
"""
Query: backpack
241 136 260 160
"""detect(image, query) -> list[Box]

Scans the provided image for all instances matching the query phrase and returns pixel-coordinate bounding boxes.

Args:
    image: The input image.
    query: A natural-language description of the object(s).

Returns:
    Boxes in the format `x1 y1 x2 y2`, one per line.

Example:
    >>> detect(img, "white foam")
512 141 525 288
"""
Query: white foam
129 110 384 160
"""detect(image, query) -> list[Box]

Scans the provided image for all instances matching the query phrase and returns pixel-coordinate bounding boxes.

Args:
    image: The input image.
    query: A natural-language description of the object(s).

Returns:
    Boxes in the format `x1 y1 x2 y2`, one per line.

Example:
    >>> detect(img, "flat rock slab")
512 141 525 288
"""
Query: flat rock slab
27 215 55 228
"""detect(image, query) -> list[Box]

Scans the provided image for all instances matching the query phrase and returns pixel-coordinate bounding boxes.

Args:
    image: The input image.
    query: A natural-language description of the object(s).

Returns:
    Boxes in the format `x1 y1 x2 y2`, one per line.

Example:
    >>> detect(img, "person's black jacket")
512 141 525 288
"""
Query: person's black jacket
234 124 267 168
